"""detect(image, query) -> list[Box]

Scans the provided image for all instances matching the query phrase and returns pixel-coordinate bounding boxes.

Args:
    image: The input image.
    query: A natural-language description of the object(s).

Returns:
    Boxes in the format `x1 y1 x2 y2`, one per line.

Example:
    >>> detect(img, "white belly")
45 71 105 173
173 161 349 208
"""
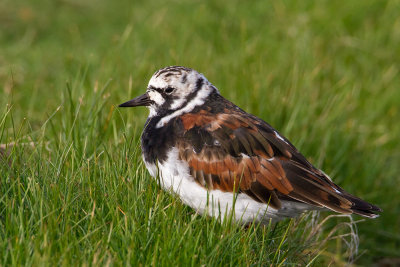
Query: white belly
143 148 310 224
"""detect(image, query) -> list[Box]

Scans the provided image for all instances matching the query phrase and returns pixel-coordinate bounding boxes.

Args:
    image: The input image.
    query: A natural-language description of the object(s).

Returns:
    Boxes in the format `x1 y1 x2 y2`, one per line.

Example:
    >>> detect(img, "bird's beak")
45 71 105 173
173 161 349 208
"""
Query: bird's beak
119 92 152 107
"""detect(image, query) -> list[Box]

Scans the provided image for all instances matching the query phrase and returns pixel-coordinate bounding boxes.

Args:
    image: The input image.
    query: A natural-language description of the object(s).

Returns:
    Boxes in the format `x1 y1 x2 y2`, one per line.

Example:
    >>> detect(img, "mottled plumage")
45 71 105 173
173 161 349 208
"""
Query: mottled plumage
119 66 381 224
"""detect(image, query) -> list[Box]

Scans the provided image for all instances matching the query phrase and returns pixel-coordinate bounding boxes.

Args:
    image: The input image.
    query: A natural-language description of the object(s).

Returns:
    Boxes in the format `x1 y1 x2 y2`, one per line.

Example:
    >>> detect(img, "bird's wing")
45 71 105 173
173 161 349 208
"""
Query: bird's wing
176 109 381 217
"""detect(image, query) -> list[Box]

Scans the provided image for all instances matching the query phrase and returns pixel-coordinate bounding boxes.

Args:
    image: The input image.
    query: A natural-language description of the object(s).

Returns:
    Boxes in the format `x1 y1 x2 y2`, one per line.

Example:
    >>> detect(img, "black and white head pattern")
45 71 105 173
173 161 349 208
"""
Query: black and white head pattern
146 66 219 127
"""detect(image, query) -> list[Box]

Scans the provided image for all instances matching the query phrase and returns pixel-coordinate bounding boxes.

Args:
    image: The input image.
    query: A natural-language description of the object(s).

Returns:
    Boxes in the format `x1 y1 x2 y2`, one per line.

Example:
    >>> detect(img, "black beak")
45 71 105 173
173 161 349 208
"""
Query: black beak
119 93 152 107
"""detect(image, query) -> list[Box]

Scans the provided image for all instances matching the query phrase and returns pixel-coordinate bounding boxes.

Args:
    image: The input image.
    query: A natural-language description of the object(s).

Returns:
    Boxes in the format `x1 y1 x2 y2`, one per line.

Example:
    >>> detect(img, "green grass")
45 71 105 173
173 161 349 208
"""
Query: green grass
1 0 399 265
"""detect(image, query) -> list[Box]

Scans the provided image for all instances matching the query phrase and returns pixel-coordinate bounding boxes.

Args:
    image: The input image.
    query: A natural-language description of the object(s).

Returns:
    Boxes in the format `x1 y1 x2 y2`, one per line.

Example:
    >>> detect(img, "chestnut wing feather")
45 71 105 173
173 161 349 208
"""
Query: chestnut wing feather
177 110 381 217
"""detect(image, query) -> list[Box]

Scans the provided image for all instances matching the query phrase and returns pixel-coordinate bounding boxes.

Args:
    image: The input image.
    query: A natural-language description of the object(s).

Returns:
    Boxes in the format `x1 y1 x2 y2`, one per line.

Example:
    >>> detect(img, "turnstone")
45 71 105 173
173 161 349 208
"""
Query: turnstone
119 66 381 224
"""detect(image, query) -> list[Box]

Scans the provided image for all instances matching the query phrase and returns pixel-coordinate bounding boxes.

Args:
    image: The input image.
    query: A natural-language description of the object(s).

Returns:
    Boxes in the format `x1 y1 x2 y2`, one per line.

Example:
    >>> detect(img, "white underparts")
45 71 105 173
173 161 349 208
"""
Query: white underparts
143 155 158 178
144 148 313 224
155 85 213 128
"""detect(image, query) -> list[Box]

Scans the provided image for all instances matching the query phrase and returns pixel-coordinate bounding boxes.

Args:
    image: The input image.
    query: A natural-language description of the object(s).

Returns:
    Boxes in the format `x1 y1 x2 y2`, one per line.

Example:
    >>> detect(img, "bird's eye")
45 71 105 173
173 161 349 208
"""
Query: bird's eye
165 87 174 94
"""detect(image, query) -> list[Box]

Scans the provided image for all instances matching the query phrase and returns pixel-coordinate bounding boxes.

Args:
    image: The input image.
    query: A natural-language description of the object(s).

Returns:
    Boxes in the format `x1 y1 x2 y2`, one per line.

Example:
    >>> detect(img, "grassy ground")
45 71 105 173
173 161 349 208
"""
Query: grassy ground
1 0 399 265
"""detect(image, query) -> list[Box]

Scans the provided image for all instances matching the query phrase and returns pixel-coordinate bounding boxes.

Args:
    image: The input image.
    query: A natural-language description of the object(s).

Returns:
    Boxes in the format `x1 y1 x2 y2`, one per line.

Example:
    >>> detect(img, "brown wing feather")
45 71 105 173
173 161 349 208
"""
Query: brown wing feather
178 109 382 217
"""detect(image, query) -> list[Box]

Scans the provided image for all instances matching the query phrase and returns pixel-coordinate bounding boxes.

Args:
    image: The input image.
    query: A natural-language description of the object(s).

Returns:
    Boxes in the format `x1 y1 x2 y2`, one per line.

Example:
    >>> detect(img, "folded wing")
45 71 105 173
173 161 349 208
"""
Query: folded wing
177 109 381 217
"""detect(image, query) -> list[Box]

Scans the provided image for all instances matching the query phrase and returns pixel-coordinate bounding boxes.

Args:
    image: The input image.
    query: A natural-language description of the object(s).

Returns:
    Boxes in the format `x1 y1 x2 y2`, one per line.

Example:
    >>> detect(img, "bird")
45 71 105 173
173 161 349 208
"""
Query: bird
119 66 382 224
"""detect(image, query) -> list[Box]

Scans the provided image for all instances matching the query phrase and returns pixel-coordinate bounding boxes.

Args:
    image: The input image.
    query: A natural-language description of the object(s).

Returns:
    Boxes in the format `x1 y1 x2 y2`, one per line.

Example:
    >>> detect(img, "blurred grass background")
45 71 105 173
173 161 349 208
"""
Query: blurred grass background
1 0 399 265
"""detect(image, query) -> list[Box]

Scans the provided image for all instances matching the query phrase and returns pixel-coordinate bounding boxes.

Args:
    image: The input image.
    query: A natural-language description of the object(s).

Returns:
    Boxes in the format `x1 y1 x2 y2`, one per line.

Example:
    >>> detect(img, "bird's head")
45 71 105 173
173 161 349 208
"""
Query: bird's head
119 66 218 117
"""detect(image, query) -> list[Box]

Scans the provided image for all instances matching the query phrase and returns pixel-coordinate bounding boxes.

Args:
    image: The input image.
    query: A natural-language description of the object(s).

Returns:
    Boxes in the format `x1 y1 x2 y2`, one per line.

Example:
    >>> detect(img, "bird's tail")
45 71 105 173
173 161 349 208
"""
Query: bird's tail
339 191 382 218
283 163 382 218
